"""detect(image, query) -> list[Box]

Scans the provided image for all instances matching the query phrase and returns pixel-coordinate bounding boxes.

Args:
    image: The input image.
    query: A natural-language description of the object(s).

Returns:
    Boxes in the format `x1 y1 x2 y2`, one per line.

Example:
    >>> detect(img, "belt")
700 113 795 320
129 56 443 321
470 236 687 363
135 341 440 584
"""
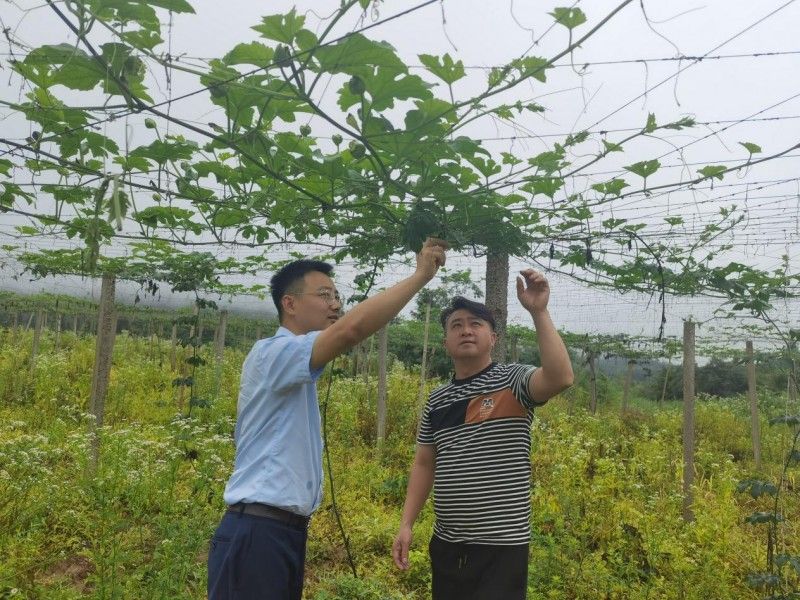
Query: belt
227 502 309 529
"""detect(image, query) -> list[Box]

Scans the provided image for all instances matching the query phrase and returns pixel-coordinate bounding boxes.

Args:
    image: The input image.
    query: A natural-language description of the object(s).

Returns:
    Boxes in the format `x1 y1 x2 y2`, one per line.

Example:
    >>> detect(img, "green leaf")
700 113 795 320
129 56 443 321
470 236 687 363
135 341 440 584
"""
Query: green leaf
130 137 199 165
739 141 762 155
549 7 587 30
224 42 274 67
624 160 660 180
135 206 196 229
664 216 684 226
644 113 657 133
140 0 195 13
528 147 567 174
663 117 696 130
1 183 34 208
602 218 627 229
339 69 432 112
524 176 563 199
32 44 106 91
697 165 727 181
565 131 589 147
602 140 623 154
295 29 319 52
0 159 12 176
514 56 550 83
314 34 405 77
418 53 466 84
252 8 305 44
211 209 248 227
591 179 629 196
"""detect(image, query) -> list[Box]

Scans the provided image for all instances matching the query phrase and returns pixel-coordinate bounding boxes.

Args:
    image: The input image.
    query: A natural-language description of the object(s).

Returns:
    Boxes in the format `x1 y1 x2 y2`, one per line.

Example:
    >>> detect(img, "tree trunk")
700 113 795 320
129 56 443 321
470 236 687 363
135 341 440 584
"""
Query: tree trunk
746 341 761 470
682 321 696 523
485 250 509 362
89 274 117 468
622 360 635 412
418 298 432 405
72 313 79 335
510 334 519 363
376 325 388 452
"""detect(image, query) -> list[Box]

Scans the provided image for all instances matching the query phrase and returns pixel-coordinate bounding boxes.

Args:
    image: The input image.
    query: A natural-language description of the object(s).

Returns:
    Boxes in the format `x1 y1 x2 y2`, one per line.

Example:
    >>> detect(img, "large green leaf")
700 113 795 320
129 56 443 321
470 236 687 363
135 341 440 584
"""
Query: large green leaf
252 9 306 44
314 34 405 77
418 53 465 84
624 160 660 180
338 68 433 112
549 7 587 30
224 42 275 67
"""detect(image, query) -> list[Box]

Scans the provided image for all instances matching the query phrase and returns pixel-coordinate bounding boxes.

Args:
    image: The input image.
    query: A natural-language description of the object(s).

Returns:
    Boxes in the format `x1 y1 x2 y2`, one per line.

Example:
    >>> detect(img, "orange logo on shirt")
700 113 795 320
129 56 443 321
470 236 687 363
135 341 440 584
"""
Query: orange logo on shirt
465 388 525 424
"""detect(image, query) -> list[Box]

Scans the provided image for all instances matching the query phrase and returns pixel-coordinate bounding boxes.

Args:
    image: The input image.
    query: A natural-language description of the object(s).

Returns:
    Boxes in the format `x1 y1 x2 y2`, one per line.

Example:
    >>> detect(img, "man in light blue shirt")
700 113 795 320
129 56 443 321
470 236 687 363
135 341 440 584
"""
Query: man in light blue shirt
208 239 447 600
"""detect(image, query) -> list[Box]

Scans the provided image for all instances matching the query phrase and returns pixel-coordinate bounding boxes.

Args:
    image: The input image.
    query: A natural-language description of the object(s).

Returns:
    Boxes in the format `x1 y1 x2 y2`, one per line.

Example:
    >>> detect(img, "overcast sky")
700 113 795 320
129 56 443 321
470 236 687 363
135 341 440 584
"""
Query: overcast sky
1 0 798 349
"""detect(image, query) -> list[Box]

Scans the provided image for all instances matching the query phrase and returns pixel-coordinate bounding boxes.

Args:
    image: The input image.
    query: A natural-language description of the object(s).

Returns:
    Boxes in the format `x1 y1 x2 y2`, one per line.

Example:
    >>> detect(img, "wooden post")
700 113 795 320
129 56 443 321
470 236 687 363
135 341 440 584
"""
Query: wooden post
682 321 696 523
89 274 117 467
376 325 388 452
214 311 228 401
363 335 375 407
54 312 62 349
11 311 19 344
170 321 178 371
746 341 761 470
587 351 598 414
660 359 672 405
30 308 44 374
622 359 635 412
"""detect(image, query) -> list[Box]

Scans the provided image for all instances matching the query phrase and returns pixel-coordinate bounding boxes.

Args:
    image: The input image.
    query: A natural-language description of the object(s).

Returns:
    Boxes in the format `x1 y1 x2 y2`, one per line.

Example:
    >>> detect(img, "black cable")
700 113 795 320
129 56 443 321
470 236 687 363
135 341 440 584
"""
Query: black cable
321 357 358 578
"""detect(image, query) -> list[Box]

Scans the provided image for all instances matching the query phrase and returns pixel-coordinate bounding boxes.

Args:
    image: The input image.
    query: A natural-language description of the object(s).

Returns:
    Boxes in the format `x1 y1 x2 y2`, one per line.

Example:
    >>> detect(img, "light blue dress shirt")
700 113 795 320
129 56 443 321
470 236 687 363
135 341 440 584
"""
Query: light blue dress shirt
223 326 325 516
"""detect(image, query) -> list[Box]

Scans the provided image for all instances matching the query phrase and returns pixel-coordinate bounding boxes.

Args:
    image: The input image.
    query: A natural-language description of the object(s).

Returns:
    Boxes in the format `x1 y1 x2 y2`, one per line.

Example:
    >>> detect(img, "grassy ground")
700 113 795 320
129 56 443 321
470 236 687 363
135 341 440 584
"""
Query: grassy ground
1 327 798 599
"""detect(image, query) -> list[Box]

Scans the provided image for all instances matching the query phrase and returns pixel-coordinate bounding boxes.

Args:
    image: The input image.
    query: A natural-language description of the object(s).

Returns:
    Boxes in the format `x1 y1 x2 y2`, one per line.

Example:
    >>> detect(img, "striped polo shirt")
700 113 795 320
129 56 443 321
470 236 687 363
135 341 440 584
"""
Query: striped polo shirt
418 362 539 545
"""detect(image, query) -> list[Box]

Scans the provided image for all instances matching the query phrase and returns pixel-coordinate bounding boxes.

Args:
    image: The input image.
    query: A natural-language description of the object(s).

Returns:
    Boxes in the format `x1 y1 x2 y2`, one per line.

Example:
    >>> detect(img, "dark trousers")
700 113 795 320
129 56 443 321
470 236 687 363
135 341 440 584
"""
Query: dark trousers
207 510 307 600
429 534 529 600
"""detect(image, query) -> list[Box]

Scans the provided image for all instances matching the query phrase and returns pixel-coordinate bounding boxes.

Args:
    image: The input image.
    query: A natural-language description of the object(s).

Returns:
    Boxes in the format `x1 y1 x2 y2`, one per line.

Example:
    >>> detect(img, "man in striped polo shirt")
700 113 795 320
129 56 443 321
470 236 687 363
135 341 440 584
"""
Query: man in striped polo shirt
392 269 573 600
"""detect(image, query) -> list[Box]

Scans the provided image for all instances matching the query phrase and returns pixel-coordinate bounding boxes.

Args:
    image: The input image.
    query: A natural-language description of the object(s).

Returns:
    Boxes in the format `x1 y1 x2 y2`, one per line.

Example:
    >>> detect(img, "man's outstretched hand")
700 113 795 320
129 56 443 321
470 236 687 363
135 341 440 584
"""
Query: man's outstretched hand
516 268 550 314
415 237 448 281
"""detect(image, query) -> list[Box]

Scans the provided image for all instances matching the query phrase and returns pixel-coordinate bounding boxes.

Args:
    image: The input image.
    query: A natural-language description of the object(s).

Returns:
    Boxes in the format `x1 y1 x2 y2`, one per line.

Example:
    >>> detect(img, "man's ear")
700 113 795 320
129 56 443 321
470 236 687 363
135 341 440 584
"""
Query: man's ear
281 294 296 317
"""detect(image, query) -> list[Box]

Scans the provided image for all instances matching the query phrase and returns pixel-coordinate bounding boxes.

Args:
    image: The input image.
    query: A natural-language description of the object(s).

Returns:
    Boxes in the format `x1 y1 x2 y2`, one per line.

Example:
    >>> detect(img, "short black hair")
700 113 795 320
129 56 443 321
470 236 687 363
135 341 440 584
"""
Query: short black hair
270 259 334 320
440 296 496 331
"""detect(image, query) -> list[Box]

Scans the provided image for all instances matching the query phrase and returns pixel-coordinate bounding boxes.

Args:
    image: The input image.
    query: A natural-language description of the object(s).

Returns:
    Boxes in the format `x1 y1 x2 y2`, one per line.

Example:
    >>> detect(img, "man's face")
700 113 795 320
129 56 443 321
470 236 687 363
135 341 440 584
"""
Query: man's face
283 271 342 332
443 308 496 361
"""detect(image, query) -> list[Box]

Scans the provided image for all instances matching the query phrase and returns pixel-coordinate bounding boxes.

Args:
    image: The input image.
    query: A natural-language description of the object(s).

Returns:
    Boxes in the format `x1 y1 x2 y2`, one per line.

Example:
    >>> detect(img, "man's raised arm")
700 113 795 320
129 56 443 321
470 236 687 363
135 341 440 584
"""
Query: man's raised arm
516 268 574 404
310 239 447 370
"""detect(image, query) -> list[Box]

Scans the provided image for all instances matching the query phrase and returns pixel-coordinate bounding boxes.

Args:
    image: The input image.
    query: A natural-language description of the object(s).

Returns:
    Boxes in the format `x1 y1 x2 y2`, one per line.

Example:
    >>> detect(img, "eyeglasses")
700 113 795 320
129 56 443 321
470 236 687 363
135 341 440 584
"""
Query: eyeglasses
295 289 342 306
